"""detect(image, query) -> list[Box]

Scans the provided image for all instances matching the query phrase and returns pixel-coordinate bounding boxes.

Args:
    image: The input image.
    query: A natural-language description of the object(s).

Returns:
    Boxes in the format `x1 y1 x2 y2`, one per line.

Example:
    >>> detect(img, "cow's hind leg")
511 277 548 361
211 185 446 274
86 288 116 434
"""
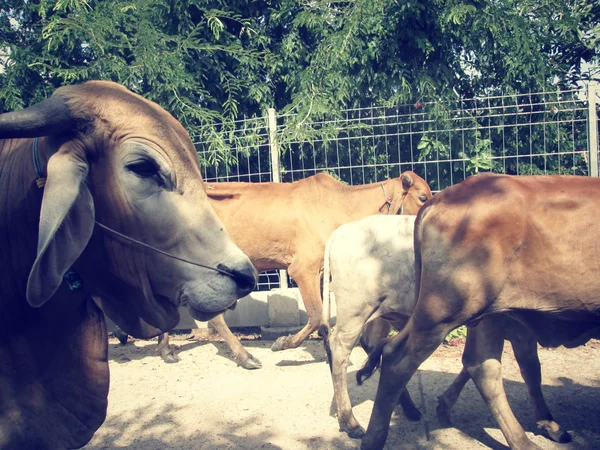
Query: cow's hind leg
209 314 262 370
508 325 571 443
464 319 541 450
271 262 322 351
157 332 179 363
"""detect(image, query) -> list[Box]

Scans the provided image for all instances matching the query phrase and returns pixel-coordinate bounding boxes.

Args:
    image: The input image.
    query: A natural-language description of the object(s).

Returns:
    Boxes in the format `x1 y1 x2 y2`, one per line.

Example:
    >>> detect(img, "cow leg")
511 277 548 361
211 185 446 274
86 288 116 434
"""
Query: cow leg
464 319 541 450
113 325 129 345
361 322 451 450
328 313 374 438
209 314 262 370
508 329 571 443
436 366 471 427
157 332 179 363
271 263 322 351
361 319 422 422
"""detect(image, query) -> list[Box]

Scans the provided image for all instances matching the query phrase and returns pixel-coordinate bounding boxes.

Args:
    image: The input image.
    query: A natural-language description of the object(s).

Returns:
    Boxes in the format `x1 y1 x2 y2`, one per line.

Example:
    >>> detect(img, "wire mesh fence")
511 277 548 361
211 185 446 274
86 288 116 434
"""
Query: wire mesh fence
195 85 600 290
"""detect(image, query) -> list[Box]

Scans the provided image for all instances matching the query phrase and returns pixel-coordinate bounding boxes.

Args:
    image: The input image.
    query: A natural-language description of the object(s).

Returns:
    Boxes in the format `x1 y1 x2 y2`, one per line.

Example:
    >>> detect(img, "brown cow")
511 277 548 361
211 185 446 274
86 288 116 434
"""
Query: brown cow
360 173 600 450
321 215 569 443
437 317 571 443
154 172 433 367
0 81 256 449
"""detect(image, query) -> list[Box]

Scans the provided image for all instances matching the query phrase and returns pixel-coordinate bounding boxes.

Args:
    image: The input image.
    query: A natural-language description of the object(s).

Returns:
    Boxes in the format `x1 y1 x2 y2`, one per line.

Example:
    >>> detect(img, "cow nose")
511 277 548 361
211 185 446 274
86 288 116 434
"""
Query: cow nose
218 263 258 295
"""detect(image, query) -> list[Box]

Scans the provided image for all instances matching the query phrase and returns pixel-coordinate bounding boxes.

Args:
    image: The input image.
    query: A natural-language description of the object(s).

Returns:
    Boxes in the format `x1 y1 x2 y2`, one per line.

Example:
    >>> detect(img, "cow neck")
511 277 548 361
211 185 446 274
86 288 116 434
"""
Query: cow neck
378 181 408 215
32 138 242 282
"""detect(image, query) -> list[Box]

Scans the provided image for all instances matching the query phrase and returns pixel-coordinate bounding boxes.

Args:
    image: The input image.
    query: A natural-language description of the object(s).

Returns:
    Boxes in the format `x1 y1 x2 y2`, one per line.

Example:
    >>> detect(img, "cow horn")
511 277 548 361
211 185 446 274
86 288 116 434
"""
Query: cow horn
0 94 73 139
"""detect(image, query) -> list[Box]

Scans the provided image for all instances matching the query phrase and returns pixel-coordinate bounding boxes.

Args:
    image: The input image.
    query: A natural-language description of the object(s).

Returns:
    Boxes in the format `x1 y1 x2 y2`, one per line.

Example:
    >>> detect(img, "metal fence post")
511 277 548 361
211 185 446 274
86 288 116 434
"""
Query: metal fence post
588 81 599 177
268 108 289 289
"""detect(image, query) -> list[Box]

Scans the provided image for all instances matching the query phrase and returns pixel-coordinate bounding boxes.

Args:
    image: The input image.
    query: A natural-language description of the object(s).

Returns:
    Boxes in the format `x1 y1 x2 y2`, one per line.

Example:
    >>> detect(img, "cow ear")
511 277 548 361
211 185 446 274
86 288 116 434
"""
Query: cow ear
26 146 94 307
401 172 414 191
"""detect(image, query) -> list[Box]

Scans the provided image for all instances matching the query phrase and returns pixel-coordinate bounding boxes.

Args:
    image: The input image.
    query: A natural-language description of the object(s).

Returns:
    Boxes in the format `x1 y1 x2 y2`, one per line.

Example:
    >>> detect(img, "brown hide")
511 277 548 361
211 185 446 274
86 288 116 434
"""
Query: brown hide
207 172 431 272
361 173 600 450
204 171 432 351
0 81 255 449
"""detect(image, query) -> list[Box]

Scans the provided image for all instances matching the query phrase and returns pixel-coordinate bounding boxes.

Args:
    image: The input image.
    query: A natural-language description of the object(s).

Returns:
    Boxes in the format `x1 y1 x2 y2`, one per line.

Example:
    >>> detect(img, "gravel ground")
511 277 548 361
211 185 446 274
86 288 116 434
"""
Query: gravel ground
83 333 600 450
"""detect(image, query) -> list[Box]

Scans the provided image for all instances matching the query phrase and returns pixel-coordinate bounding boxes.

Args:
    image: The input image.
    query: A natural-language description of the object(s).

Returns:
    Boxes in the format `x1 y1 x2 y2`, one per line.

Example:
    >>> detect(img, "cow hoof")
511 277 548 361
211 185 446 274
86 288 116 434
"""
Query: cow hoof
113 328 129 345
436 400 453 427
537 421 572 443
271 336 289 352
402 404 422 422
339 423 365 439
240 355 262 370
162 352 180 364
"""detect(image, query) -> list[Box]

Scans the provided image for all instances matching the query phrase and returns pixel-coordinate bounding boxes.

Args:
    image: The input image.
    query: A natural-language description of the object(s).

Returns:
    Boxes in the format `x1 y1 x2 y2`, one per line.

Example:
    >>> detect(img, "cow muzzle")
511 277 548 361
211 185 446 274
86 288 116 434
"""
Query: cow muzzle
179 260 257 321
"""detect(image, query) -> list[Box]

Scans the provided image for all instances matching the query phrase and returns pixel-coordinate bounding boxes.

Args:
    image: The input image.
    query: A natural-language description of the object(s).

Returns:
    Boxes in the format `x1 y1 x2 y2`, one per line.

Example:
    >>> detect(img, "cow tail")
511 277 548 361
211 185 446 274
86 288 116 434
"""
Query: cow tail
356 340 387 385
318 235 334 367
414 201 434 319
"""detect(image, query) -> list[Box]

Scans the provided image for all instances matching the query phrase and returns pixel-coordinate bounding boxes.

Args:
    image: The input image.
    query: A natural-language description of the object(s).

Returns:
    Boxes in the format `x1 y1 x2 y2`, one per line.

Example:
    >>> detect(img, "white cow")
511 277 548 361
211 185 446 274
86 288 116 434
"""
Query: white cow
319 215 422 438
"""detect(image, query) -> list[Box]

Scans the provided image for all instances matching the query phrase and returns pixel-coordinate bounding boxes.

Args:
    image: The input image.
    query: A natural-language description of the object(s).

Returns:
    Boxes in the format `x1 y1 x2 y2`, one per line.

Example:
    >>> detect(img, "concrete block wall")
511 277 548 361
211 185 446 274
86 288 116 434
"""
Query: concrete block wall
106 288 337 333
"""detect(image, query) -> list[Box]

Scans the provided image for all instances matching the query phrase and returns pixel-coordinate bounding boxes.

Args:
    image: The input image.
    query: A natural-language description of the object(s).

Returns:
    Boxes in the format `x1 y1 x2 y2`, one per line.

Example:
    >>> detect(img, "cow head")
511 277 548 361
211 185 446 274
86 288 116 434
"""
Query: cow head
0 81 257 335
389 171 433 215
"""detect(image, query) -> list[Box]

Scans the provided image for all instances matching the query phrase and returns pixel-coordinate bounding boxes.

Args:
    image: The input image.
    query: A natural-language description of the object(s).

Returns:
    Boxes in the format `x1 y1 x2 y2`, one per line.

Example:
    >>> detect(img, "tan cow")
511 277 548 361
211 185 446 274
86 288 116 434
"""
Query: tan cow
0 81 256 449
360 173 600 450
154 172 433 367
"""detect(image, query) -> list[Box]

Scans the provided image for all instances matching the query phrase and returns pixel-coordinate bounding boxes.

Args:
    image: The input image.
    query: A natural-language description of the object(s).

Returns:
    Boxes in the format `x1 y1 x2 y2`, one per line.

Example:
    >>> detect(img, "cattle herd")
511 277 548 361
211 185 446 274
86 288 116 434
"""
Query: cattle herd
0 81 598 450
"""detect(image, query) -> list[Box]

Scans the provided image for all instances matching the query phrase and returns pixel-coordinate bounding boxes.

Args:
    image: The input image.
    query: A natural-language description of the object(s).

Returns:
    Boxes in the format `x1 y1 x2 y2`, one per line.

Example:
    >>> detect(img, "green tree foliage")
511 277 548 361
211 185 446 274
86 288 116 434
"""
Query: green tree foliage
0 0 273 133
1 0 598 177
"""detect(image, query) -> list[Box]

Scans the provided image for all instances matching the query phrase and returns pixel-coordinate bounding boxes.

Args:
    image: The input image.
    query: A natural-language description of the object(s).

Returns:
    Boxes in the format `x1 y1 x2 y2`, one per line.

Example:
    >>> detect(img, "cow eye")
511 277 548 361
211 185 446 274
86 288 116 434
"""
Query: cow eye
419 195 428 203
126 160 164 185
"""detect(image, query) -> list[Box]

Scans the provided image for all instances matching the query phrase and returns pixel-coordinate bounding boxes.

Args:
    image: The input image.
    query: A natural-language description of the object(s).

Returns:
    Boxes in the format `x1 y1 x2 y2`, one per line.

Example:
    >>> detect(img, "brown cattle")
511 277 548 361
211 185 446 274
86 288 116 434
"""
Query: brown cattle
437 317 571 443
155 172 433 367
360 173 600 450
0 81 256 449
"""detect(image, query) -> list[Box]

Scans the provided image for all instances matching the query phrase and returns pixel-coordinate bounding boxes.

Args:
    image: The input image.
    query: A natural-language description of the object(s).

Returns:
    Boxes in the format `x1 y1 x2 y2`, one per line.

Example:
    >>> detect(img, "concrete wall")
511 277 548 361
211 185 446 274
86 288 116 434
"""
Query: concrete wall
106 288 337 333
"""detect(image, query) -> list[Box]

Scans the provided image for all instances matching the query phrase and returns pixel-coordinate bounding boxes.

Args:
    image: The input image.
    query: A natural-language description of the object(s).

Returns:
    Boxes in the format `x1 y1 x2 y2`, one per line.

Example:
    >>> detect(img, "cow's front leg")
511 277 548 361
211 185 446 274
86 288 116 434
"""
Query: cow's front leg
209 314 262 369
508 326 571 443
327 306 383 438
271 263 321 351
464 319 541 450
113 326 129 345
436 366 471 427
157 332 179 363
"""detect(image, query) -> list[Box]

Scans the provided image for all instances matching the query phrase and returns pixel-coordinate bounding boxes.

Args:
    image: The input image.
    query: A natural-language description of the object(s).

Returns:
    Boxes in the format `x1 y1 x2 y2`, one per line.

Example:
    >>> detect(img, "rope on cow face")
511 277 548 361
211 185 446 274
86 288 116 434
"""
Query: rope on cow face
31 138 239 281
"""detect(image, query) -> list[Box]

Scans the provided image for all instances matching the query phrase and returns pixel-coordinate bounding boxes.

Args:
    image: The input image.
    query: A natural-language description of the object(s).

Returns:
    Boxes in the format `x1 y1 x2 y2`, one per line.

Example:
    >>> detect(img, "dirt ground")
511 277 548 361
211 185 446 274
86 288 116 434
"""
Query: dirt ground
84 332 600 450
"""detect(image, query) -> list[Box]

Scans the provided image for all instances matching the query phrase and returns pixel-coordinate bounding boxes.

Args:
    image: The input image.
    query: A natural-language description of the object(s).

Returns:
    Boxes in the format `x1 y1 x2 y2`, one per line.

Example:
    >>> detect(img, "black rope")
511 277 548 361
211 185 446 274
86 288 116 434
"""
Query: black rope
94 221 235 278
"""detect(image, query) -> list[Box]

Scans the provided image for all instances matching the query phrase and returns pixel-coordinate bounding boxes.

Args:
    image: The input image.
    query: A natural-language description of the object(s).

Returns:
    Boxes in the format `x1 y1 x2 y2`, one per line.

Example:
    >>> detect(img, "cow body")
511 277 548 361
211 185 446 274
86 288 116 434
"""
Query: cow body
320 215 422 438
0 81 256 449
155 172 433 367
361 173 600 450
321 214 568 443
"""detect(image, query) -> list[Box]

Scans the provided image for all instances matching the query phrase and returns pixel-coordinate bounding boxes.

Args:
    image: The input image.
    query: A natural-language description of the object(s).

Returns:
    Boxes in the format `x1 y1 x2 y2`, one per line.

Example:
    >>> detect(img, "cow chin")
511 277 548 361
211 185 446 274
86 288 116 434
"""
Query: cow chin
178 277 241 321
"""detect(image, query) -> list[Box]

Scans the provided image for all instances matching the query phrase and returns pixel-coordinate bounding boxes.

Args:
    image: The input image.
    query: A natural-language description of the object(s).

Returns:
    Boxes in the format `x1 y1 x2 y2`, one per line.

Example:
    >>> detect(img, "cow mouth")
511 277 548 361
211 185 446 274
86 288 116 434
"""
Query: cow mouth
187 301 237 322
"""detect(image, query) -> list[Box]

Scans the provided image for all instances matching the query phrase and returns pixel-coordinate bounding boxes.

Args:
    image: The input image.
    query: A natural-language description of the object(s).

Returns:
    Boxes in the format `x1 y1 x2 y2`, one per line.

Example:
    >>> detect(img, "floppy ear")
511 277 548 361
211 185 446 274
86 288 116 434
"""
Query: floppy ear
26 146 94 307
